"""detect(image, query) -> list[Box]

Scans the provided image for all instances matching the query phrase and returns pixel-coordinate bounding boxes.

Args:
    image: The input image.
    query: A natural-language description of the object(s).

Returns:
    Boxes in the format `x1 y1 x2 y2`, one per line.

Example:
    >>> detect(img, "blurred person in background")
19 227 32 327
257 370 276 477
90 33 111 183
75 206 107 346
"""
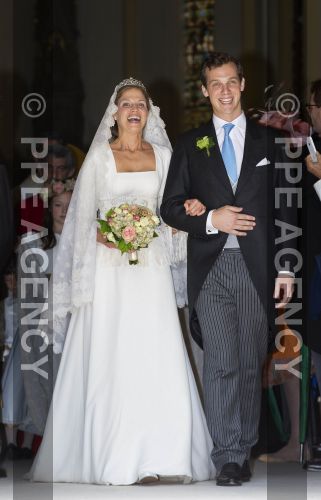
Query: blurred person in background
0 162 14 477
1 179 75 461
18 143 76 234
304 79 321 385
17 178 75 441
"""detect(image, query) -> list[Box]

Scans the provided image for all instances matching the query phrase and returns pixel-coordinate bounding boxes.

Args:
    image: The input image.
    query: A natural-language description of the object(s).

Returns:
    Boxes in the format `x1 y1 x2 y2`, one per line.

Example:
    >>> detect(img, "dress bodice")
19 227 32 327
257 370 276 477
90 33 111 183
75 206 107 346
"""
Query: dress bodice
96 148 161 216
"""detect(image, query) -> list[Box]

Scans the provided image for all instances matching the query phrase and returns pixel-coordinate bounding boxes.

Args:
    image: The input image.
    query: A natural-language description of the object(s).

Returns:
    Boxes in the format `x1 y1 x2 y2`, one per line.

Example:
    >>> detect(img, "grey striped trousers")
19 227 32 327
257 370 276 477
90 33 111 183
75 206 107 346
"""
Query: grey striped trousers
195 249 268 471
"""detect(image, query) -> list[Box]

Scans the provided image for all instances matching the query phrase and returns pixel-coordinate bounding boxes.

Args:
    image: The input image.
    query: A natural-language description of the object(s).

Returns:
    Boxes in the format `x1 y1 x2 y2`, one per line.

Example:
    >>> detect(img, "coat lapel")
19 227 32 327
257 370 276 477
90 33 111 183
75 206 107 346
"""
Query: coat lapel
199 121 234 197
197 118 264 197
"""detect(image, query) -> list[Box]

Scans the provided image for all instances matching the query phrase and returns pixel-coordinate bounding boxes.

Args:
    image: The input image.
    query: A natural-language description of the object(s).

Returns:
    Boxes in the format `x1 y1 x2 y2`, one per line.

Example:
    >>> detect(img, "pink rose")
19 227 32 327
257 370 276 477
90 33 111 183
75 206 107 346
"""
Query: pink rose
52 181 65 194
122 226 136 243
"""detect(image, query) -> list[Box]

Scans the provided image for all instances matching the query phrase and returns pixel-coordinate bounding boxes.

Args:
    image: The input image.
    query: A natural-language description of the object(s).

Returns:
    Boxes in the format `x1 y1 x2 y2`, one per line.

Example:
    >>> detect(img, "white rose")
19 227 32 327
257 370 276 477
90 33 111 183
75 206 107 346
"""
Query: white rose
106 232 116 243
140 217 149 227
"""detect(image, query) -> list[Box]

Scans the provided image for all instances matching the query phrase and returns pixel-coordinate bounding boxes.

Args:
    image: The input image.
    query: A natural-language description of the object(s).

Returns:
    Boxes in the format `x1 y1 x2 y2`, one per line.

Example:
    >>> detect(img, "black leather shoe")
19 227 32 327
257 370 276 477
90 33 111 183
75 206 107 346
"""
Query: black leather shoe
241 460 252 482
304 459 321 471
216 462 242 486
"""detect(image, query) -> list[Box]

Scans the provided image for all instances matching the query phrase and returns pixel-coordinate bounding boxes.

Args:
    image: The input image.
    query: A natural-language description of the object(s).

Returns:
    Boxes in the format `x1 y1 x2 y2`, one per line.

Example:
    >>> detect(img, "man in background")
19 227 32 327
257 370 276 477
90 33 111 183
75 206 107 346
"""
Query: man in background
305 79 321 395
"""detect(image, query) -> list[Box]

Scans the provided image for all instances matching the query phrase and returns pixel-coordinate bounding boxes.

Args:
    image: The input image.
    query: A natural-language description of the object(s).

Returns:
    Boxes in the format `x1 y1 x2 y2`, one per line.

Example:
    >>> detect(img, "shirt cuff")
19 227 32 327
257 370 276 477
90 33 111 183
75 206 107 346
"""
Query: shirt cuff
278 270 295 278
314 179 321 201
206 210 218 234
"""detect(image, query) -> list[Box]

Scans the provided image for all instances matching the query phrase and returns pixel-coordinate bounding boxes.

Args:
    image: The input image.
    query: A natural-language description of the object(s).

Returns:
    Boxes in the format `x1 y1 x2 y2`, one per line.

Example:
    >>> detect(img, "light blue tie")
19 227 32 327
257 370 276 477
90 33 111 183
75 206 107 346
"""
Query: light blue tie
221 123 238 185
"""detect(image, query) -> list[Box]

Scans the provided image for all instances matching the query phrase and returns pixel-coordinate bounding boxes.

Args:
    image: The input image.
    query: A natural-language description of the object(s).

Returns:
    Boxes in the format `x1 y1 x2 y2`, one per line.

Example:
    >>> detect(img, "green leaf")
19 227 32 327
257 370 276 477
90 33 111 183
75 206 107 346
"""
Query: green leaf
196 135 215 155
117 239 129 254
208 136 215 148
97 219 112 233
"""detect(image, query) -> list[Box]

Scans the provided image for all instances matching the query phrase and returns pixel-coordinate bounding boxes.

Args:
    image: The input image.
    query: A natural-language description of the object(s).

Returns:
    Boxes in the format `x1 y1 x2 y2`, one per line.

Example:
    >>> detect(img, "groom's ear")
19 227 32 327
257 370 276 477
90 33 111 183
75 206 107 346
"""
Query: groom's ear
240 78 245 92
201 85 209 98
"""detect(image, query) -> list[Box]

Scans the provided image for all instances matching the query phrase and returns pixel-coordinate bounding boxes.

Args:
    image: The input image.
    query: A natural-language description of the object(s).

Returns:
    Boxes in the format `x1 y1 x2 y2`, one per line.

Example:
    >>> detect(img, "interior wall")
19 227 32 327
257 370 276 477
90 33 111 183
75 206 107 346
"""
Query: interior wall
77 0 182 147
0 0 13 166
77 0 123 147
0 0 36 168
304 0 321 100
214 0 289 111
123 0 182 142
240 0 300 111
2 0 321 158
214 0 242 57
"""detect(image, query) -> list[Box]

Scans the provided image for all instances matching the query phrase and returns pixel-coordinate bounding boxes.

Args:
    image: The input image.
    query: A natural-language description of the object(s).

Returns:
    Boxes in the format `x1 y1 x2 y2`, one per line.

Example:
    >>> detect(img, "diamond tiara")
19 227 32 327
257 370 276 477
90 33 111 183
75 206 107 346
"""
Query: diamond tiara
115 77 146 93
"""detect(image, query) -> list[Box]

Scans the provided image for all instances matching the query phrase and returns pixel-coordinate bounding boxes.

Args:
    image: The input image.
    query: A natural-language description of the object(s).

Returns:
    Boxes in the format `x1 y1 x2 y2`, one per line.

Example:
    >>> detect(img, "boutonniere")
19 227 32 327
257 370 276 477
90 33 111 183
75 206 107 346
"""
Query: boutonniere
196 136 215 157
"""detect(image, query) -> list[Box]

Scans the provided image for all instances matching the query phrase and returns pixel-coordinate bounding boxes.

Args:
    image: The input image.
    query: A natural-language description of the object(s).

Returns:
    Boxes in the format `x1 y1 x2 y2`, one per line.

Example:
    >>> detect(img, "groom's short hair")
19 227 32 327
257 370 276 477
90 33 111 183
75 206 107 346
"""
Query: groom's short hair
200 52 244 87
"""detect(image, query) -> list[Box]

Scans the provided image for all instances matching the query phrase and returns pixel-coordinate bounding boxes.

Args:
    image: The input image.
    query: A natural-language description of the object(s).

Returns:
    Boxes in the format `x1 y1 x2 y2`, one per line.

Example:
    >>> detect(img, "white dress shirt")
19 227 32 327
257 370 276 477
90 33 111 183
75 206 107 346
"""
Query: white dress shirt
206 112 246 234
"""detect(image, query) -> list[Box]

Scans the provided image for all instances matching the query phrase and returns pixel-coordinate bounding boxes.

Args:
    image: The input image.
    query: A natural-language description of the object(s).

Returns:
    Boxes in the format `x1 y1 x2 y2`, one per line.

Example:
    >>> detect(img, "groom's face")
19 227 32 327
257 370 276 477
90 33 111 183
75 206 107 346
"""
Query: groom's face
201 62 245 122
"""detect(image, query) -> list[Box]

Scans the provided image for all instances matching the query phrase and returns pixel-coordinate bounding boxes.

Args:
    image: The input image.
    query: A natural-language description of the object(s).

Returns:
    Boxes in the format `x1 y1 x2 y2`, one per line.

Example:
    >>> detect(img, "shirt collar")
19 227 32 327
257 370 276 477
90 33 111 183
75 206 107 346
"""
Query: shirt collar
213 112 246 132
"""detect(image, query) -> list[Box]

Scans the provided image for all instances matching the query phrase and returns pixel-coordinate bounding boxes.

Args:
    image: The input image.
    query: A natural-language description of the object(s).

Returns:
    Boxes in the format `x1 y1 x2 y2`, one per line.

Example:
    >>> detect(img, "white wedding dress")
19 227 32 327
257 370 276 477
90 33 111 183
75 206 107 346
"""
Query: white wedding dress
28 144 215 485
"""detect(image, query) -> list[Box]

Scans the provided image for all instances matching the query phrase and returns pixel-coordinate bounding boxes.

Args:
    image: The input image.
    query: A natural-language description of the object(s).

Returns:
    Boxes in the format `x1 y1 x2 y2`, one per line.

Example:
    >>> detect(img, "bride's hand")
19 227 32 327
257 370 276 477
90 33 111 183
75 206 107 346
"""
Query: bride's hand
96 229 117 249
184 198 206 216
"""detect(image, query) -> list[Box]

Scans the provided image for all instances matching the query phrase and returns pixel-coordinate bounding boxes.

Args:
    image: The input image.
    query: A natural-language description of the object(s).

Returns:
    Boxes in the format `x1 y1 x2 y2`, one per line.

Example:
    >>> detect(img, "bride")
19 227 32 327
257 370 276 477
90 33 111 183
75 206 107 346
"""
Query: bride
28 78 215 485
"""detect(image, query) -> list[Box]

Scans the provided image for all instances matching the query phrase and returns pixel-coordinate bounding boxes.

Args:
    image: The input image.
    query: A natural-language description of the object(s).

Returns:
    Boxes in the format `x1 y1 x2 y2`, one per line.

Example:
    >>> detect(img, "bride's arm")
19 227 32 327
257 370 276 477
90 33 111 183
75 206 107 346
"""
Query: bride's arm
184 198 206 216
171 199 205 233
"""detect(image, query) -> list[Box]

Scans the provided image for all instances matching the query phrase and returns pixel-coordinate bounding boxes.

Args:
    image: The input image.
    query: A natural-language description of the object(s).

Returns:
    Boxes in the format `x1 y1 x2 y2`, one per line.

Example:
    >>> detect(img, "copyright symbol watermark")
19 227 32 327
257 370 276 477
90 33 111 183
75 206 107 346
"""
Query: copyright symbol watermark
275 92 300 118
21 93 46 118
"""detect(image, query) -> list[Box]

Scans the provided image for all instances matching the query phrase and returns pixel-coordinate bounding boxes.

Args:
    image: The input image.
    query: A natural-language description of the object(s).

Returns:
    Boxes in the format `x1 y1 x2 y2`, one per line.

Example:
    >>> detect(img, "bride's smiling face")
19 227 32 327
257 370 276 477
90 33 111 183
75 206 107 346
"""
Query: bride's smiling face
115 88 149 134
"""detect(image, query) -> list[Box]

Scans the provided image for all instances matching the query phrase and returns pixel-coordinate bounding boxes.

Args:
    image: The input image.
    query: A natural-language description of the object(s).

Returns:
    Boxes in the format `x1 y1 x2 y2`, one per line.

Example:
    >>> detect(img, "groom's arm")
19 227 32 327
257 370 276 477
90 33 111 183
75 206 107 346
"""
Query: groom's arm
161 138 256 237
160 139 211 237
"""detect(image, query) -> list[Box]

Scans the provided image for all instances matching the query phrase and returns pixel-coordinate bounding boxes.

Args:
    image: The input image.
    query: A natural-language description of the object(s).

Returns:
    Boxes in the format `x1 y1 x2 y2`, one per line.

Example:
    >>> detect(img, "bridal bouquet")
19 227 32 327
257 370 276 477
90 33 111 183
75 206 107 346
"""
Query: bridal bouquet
97 204 160 265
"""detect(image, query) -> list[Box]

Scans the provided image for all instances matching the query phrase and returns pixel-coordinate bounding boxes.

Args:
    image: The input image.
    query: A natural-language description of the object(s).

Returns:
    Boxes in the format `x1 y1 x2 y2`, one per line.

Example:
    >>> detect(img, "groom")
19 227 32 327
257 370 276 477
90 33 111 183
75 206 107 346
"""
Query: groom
161 52 297 486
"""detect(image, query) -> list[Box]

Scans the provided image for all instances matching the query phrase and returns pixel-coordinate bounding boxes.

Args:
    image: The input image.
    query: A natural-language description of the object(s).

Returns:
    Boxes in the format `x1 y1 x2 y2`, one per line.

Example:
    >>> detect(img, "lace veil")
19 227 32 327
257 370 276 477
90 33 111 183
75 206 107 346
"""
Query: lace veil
51 79 181 353
93 79 172 150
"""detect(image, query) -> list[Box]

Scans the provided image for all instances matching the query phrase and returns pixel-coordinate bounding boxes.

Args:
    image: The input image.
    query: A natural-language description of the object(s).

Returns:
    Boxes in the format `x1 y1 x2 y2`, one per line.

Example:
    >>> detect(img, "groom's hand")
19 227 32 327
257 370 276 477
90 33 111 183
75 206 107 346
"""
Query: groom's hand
274 274 294 309
211 206 256 236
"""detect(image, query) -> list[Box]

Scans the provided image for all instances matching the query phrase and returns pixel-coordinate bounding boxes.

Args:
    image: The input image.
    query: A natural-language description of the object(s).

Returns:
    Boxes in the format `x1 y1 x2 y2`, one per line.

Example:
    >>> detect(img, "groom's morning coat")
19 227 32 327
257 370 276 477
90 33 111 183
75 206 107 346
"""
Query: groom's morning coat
161 118 299 348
